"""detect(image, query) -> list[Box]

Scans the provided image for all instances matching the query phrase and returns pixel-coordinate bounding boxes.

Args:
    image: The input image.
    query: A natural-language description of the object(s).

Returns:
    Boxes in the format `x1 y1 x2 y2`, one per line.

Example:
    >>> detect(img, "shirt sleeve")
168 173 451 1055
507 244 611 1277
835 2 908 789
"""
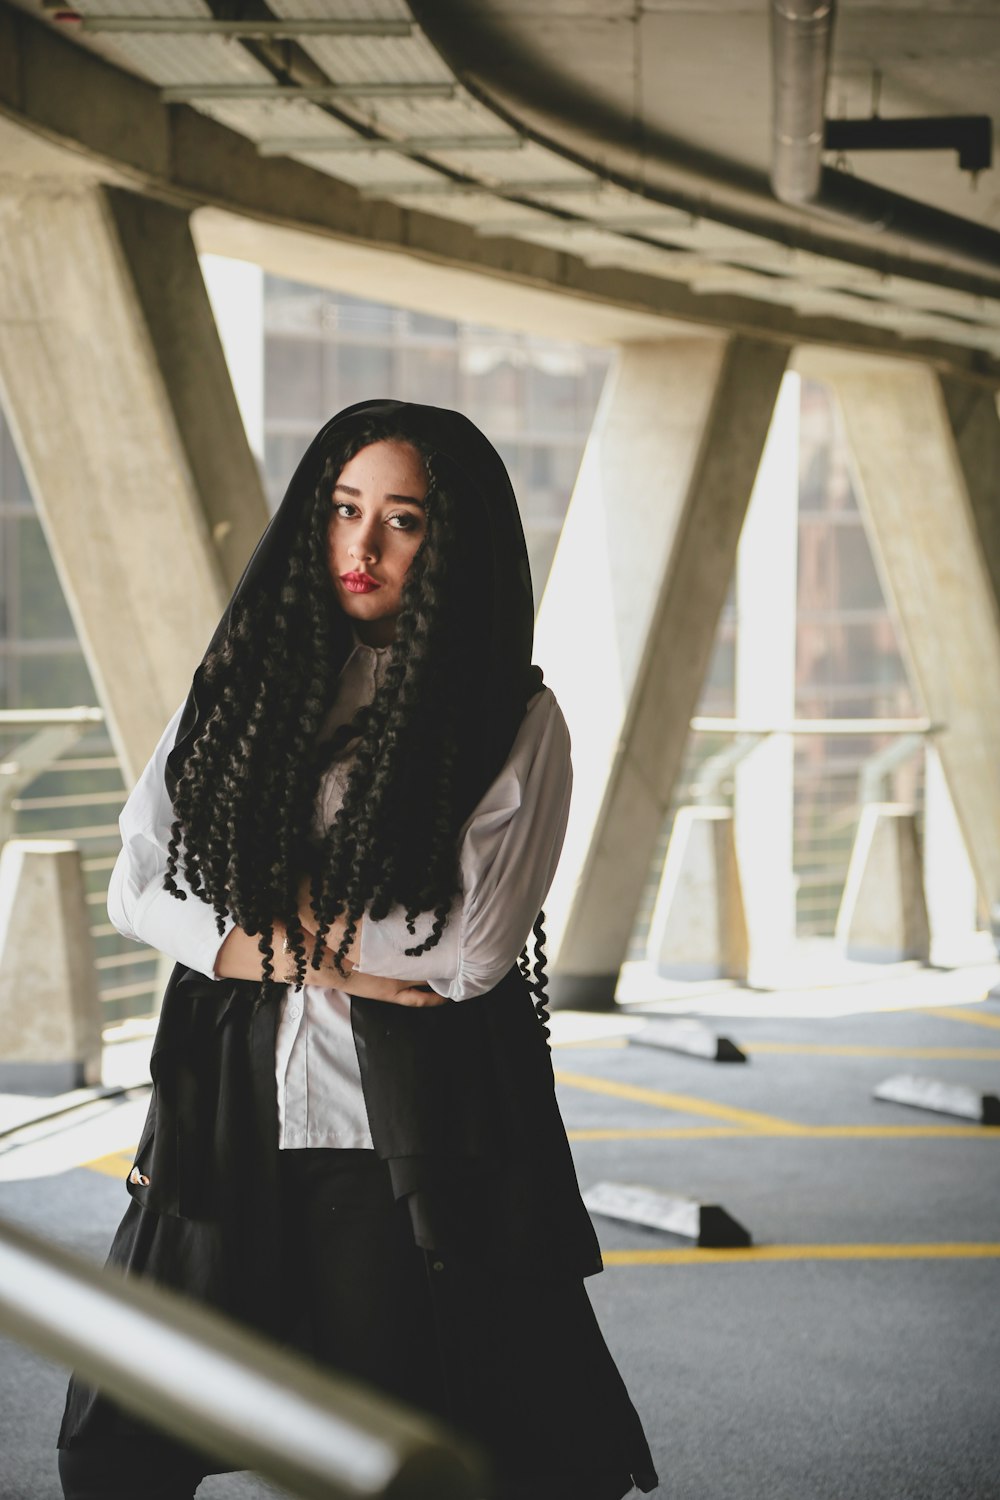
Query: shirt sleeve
107 700 237 980
355 686 573 1001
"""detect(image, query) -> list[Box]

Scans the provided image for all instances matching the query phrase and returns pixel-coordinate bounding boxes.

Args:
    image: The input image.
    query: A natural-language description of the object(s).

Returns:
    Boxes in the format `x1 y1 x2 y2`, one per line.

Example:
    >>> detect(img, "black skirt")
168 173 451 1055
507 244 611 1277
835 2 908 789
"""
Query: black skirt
277 1146 659 1500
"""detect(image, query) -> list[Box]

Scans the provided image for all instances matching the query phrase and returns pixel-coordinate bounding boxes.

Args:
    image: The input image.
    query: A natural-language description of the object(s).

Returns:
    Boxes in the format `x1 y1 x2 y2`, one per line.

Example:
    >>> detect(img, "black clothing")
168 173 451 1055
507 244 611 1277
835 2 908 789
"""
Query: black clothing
57 966 659 1497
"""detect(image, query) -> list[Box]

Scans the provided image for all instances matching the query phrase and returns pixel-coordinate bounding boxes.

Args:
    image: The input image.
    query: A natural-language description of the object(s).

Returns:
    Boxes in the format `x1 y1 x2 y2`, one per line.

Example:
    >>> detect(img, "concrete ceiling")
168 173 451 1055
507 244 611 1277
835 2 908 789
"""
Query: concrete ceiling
414 0 1000 229
4 0 999 365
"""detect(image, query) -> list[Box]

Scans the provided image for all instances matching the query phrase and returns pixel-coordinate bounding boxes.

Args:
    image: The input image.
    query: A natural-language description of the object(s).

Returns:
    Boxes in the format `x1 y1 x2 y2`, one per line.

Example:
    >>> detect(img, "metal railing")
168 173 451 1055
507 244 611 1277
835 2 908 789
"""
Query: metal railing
0 1214 485 1500
688 715 939 805
629 715 943 953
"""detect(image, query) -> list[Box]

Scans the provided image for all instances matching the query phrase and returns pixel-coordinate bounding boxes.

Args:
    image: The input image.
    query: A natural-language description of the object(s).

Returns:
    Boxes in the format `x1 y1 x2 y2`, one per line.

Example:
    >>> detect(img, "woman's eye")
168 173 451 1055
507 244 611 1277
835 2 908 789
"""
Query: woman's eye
333 501 356 517
388 514 419 531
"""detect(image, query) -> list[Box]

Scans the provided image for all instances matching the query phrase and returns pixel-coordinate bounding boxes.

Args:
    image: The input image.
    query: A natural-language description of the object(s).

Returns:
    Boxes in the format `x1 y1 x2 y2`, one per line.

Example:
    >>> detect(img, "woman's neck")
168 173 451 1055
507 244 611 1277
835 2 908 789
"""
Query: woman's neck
350 619 395 651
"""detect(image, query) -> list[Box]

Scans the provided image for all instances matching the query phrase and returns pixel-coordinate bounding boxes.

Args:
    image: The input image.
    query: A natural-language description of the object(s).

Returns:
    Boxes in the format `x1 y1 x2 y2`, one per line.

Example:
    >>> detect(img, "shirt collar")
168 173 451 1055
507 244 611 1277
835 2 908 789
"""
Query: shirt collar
348 623 394 657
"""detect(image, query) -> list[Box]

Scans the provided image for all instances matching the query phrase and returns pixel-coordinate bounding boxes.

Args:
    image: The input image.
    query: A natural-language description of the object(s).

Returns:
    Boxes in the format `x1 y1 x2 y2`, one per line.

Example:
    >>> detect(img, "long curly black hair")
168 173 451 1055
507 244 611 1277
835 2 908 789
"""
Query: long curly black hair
161 416 551 1037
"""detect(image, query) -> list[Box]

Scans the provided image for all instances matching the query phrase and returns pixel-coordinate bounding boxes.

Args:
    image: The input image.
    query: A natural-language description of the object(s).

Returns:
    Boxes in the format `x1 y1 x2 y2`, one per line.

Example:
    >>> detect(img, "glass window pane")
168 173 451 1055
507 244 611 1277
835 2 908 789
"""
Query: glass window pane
406 310 458 339
18 516 75 639
336 344 394 407
265 337 324 424
264 432 314 513
0 424 32 507
18 649 96 709
523 353 586 434
398 347 458 407
797 518 886 613
461 348 522 434
263 275 325 336
333 295 397 335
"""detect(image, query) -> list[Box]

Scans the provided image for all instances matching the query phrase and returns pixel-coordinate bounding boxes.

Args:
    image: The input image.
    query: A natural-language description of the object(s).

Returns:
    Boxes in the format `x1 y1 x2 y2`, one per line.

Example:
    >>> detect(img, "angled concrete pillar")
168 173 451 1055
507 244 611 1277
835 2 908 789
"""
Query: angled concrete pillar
535 335 790 1007
798 351 1000 918
0 840 102 1088
923 743 981 965
938 376 1000 619
0 185 268 779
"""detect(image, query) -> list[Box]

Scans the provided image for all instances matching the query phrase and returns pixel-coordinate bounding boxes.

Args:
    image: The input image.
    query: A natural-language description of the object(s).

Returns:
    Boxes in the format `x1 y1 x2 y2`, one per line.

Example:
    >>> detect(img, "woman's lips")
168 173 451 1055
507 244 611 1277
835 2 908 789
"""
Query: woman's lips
340 572 382 594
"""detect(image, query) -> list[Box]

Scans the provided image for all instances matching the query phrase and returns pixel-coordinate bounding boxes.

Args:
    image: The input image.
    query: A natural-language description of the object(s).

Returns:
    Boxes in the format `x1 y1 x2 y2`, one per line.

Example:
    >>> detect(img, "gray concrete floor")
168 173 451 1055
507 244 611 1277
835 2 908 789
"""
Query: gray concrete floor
1 974 999 1499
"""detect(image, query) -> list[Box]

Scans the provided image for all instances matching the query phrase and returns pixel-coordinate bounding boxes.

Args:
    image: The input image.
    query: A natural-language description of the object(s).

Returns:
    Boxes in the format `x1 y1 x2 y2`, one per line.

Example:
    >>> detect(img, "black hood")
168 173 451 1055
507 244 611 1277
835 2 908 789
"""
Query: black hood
165 398 542 824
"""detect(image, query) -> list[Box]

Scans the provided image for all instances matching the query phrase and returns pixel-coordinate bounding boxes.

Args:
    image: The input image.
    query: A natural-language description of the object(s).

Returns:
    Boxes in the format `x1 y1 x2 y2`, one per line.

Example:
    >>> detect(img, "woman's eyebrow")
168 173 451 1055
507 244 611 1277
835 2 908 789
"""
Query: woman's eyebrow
333 483 426 507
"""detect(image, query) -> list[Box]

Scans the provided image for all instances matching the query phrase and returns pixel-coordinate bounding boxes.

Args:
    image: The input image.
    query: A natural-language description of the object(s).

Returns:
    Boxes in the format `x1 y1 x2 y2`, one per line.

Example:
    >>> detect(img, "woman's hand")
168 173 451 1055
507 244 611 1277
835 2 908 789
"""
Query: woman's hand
215 873 437 1001
287 874 447 1005
316 962 449 1008
214 921 352 985
295 873 363 972
380 983 450 1009
214 921 448 1006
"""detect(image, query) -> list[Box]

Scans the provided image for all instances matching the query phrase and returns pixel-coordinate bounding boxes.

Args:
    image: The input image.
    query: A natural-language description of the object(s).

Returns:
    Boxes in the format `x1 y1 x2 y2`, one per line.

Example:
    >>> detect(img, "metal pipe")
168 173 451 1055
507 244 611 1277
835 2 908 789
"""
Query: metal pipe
160 83 456 103
768 0 1000 278
770 0 834 204
0 1216 484 1500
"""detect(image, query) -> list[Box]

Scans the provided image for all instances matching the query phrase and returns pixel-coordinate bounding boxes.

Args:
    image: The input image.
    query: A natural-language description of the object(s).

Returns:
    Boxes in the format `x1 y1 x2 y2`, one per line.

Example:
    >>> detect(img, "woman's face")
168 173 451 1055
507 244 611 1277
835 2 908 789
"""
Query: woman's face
327 439 429 647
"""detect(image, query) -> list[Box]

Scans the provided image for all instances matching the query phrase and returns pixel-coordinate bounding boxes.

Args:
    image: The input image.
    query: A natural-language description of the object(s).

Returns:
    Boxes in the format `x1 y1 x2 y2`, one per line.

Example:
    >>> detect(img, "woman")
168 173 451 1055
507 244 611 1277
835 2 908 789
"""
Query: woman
57 399 659 1500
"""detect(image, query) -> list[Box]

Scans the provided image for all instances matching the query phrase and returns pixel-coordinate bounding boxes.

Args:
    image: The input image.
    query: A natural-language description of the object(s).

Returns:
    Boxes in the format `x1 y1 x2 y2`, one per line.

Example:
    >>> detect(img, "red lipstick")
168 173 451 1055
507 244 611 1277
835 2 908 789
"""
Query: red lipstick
340 572 381 594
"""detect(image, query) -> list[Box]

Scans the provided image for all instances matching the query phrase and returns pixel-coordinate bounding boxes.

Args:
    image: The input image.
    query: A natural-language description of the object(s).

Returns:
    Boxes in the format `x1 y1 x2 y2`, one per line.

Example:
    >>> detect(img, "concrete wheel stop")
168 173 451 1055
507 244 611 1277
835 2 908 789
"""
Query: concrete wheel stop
873 1073 1000 1125
628 1017 747 1063
583 1181 753 1247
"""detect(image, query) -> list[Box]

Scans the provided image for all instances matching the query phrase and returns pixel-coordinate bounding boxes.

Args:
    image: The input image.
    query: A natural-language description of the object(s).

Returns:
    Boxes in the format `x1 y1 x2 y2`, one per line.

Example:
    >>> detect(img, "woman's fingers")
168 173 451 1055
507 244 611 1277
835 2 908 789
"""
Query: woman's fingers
392 986 449 1008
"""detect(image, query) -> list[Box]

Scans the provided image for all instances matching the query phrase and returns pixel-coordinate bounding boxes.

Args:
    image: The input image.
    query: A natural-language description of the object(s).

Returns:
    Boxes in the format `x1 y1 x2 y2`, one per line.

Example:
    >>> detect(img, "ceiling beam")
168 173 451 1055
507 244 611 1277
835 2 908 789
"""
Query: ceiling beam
52 16 414 39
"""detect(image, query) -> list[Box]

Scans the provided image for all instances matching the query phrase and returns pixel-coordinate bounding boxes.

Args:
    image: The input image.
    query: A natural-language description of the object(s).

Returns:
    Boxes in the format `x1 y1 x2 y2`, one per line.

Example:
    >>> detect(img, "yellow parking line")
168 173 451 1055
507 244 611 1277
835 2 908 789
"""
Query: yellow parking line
552 1038 629 1050
602 1241 1000 1266
85 1149 135 1179
746 1042 1000 1059
553 1069 796 1131
926 1006 1000 1032
568 1124 1000 1140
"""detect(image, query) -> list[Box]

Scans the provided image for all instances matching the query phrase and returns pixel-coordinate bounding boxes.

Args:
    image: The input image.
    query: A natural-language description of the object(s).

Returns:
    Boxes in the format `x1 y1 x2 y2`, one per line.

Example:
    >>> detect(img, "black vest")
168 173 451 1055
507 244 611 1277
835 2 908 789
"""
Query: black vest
128 961 602 1290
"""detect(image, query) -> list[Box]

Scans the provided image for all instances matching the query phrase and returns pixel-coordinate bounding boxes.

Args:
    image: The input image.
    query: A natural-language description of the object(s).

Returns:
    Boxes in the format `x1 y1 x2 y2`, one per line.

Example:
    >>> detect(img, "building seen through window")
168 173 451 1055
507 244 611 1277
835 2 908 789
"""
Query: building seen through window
262 278 611 604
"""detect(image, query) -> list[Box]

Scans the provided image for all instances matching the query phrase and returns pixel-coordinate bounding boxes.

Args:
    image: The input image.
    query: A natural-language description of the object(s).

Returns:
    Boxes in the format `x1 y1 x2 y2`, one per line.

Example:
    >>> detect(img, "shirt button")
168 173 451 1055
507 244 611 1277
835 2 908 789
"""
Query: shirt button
432 1260 445 1272
287 1005 302 1021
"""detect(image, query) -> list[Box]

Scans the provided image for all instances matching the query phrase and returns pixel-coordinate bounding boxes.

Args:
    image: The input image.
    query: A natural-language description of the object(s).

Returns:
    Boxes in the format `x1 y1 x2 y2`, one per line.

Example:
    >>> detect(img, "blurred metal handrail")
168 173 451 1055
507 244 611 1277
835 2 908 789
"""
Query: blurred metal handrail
0 1216 484 1500
0 707 104 726
688 718 942 804
691 716 942 735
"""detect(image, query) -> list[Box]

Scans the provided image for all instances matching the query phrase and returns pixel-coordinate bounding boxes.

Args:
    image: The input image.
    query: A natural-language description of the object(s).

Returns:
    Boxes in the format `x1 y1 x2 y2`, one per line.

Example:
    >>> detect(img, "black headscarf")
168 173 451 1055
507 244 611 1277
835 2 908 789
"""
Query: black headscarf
164 398 542 832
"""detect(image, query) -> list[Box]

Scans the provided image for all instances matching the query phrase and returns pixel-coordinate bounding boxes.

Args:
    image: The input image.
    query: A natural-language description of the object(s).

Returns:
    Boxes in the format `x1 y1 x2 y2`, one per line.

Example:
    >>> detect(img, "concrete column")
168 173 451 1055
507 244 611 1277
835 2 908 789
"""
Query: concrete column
0 185 269 781
535 335 790 1008
0 840 102 1088
835 804 930 963
798 351 1000 917
923 742 982 964
733 371 799 982
938 377 1000 620
646 808 748 980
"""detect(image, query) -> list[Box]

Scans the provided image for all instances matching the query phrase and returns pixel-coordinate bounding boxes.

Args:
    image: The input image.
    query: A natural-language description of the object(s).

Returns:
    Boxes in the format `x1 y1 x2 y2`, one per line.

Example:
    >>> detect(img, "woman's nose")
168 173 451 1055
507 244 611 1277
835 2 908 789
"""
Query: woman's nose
350 528 378 562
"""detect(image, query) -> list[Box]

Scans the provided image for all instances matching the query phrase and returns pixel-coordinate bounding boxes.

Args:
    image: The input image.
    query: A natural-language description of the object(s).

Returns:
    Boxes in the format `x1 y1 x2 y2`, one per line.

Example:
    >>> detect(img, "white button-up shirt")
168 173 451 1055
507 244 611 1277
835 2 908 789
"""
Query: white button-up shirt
107 628 573 1149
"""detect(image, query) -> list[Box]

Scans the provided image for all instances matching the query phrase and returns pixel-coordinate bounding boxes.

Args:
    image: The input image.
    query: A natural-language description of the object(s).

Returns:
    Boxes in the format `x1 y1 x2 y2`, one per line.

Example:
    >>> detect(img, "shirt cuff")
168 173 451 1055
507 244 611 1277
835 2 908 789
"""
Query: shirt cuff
131 880 236 980
355 895 463 992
